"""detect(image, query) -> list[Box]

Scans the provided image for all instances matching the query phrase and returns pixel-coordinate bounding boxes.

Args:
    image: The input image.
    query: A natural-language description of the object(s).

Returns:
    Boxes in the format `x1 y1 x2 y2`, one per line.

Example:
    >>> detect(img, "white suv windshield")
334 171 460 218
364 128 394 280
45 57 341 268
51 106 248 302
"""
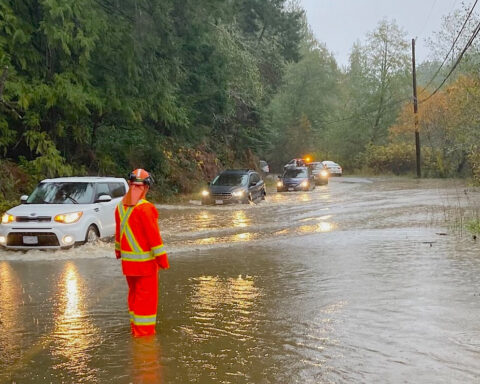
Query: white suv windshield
27 182 95 204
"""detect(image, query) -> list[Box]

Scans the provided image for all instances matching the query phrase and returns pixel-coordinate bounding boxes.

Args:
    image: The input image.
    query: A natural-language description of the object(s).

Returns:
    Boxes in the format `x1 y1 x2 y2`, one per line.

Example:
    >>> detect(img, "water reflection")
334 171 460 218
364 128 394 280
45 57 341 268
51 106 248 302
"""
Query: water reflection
194 232 257 246
232 232 254 242
196 211 213 231
317 222 334 232
52 263 99 380
300 215 333 223
269 192 289 203
197 237 217 245
319 192 332 200
232 210 250 228
299 193 312 202
298 221 335 234
131 337 163 384
188 275 261 342
0 262 22 365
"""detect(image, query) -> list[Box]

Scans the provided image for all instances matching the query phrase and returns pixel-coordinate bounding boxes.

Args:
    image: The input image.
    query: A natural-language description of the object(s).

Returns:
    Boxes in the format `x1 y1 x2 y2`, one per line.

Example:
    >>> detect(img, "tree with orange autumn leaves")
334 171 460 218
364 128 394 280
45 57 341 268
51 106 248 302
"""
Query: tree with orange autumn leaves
366 75 480 180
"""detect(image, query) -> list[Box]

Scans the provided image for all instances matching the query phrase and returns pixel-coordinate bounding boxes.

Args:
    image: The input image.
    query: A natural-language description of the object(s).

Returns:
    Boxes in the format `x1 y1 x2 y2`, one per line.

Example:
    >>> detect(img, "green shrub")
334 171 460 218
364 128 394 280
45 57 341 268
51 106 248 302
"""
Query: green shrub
466 219 480 235
363 143 416 175
468 150 480 185
0 160 31 213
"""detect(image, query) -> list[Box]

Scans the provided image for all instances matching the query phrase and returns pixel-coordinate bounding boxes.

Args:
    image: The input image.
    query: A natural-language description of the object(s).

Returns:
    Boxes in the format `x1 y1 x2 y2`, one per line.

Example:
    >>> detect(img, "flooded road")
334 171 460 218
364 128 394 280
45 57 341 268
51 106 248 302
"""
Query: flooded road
1 177 480 383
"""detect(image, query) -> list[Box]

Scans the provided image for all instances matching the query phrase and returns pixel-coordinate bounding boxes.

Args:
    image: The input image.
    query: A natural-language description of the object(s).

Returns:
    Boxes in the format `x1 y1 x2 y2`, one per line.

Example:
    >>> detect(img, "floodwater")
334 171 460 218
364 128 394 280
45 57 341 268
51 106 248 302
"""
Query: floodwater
1 177 479 383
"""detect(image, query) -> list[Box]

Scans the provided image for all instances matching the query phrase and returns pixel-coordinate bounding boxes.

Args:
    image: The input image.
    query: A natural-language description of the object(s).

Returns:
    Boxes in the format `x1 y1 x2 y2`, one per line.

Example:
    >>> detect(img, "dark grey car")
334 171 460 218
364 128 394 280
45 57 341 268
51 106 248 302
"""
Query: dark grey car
276 166 316 192
202 170 266 205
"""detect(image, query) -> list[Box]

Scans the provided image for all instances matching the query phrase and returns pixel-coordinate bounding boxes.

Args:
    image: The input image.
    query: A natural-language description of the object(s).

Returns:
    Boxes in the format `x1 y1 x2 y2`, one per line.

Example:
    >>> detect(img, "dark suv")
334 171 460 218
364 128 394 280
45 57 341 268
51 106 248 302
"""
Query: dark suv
202 169 266 205
277 166 315 192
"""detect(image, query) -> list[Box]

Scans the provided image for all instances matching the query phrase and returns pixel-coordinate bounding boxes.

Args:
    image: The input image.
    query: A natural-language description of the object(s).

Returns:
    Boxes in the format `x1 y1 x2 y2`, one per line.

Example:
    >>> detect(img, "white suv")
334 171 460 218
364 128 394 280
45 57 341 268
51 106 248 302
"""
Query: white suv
0 177 128 249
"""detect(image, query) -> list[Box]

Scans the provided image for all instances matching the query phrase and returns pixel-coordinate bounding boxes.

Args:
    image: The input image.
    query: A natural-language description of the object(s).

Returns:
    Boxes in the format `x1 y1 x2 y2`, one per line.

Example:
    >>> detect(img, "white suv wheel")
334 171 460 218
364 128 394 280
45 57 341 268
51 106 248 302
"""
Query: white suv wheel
85 225 99 243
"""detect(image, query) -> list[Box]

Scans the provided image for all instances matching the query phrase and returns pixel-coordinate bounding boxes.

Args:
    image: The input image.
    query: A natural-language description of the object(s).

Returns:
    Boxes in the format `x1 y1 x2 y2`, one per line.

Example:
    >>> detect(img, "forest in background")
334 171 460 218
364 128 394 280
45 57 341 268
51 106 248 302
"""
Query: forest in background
1 0 480 209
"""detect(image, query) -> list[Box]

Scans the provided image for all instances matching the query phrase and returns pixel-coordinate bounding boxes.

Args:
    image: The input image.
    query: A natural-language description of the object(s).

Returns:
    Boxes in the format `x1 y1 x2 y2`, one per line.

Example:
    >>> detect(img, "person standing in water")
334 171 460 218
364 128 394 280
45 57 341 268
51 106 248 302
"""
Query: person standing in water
115 168 169 337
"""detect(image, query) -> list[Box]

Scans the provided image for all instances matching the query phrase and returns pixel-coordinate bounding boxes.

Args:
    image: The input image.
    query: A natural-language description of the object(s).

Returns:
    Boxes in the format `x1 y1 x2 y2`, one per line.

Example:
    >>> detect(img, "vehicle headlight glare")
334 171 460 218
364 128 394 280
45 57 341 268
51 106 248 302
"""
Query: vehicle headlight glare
201 190 210 197
277 181 283 187
0 235 6 244
54 211 83 224
232 190 244 198
1 214 15 224
320 170 328 177
301 181 308 188
62 235 74 245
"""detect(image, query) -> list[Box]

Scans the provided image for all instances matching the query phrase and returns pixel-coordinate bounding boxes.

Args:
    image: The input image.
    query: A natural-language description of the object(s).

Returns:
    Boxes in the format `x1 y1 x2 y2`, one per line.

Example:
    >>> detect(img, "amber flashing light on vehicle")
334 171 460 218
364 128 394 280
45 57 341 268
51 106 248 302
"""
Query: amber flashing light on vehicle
54 212 83 224
304 156 312 163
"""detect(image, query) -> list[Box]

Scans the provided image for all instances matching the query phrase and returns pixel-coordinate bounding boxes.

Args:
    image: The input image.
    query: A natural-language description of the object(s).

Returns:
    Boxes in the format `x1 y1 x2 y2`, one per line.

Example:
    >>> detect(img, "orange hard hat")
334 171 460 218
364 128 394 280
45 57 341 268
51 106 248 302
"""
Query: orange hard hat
128 169 153 186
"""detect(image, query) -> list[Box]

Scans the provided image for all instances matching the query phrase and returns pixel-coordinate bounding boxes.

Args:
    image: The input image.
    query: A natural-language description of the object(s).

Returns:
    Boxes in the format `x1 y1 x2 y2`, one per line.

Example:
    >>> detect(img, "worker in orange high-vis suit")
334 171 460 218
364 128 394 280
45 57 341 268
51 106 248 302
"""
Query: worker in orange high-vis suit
115 168 169 337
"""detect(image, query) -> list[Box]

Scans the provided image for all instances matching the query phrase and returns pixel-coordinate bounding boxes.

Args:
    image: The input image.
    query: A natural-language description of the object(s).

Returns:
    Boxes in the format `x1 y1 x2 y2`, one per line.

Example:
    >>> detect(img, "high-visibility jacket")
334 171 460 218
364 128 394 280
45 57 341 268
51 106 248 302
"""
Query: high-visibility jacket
115 199 169 276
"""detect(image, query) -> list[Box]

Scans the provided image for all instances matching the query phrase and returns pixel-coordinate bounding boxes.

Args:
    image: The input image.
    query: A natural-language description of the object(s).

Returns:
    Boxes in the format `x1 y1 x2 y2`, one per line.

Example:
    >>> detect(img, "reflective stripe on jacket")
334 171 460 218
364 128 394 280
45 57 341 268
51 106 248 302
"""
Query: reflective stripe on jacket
115 199 168 276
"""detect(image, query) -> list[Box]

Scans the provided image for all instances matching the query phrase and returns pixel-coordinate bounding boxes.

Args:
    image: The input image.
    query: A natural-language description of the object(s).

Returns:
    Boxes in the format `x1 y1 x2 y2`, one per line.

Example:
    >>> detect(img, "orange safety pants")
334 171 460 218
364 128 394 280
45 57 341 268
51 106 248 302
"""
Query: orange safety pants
126 273 158 337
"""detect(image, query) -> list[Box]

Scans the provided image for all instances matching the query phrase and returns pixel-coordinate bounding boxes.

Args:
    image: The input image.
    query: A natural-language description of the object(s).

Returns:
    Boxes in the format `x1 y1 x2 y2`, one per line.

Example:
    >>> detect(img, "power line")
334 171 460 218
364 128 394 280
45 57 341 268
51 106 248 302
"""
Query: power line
420 18 480 103
417 0 438 39
422 0 479 92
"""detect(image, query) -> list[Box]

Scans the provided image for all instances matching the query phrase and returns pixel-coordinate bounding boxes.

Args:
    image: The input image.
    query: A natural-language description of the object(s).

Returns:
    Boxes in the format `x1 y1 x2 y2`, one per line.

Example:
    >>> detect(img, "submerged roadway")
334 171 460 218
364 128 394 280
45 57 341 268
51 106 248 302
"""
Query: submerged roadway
1 177 479 383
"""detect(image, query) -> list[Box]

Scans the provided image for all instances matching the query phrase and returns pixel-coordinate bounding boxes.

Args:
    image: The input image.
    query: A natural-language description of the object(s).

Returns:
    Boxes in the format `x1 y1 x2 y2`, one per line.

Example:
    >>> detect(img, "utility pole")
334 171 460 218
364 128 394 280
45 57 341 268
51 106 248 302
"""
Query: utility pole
412 39 421 178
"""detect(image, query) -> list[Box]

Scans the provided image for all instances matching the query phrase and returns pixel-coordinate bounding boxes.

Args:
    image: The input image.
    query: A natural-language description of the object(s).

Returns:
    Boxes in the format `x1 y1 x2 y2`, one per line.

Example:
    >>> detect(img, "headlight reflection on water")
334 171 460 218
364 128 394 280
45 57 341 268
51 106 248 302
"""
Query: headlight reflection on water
188 275 262 342
298 221 335 234
194 232 256 246
52 263 99 378
232 232 253 242
300 193 312 202
232 211 250 228
317 222 334 232
0 262 22 363
197 237 217 245
196 211 213 231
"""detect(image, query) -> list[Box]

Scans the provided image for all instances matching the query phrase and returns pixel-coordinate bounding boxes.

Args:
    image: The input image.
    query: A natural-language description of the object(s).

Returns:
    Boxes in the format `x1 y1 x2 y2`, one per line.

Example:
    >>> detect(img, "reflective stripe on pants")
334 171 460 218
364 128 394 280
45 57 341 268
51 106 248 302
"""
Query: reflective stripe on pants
126 274 158 337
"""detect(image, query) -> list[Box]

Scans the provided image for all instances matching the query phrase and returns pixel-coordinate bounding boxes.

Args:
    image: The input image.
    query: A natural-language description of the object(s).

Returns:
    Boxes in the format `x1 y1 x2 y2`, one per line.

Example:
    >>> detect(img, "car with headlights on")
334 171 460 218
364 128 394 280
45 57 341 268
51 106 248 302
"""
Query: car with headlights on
321 160 342 176
0 177 128 250
277 167 315 192
307 162 329 185
201 169 266 205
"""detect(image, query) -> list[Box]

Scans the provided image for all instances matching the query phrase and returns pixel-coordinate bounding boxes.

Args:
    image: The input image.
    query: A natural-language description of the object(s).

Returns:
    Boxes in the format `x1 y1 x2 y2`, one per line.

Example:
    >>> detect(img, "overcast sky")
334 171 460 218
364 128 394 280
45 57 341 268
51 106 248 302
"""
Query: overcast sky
299 0 462 68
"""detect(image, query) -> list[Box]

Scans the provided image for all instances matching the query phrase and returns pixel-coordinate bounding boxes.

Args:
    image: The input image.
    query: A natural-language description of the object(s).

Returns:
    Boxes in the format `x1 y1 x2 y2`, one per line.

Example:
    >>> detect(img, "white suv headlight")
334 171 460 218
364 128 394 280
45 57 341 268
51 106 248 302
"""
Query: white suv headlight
54 211 83 224
1 213 15 224
232 190 245 198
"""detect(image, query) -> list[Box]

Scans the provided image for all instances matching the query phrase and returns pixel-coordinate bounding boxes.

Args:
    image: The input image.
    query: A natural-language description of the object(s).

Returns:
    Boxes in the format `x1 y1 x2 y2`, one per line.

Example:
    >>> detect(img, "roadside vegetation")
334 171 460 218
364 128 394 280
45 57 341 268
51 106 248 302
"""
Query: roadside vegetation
467 219 480 235
0 1 479 210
